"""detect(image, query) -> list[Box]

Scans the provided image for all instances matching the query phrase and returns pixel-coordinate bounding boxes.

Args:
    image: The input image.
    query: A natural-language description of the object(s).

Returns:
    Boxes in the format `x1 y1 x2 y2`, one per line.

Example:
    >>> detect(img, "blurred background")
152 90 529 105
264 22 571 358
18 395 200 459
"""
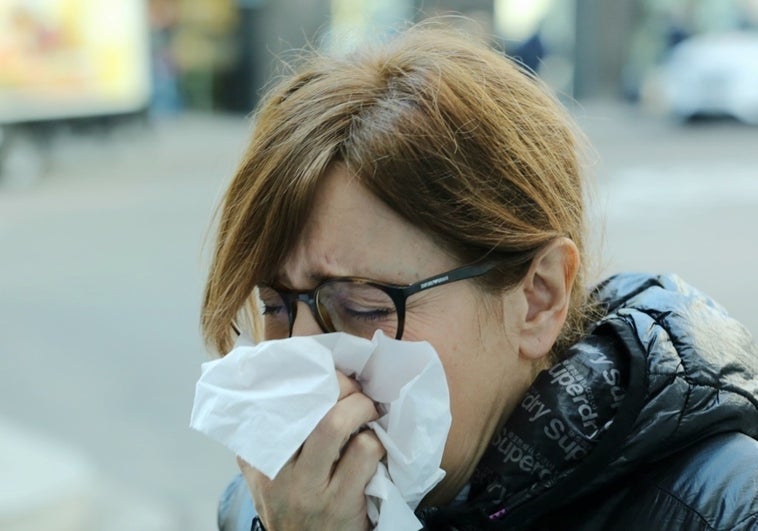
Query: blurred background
1 0 757 530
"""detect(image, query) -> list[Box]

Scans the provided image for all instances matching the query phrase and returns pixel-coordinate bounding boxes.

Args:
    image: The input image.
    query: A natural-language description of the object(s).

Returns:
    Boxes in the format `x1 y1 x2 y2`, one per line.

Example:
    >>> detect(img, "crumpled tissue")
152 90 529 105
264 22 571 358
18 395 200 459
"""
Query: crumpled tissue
190 331 452 530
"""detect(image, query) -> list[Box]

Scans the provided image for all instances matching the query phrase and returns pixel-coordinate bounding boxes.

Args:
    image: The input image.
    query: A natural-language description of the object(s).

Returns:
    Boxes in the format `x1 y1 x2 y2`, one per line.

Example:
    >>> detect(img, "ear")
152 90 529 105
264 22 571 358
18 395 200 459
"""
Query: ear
517 237 580 361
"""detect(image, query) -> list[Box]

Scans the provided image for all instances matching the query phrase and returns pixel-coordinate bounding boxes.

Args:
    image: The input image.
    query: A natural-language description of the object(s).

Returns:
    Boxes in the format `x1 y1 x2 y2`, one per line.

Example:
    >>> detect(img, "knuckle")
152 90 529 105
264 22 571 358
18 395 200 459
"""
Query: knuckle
339 392 378 426
336 371 360 398
314 410 349 440
314 392 377 440
355 393 379 421
352 431 385 459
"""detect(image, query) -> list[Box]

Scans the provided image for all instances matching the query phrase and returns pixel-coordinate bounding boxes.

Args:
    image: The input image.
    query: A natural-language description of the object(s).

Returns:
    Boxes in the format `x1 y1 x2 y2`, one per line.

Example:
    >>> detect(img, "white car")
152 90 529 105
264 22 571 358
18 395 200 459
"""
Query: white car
659 31 758 124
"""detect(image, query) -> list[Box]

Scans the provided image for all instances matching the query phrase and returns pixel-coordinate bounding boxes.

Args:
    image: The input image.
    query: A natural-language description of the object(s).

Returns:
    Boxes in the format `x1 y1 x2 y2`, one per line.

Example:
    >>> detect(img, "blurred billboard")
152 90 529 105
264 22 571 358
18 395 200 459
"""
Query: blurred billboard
0 0 151 124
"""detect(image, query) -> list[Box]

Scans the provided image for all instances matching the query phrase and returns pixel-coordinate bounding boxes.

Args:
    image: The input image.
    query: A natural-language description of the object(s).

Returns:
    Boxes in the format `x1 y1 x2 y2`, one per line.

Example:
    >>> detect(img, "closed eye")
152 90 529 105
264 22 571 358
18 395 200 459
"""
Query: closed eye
261 304 286 316
343 305 395 321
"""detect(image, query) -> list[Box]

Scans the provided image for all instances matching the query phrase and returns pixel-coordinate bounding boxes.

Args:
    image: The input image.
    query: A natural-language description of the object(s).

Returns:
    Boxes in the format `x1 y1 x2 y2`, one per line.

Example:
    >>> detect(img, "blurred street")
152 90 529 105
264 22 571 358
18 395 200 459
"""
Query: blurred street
574 101 758 336
1 102 757 530
0 114 250 530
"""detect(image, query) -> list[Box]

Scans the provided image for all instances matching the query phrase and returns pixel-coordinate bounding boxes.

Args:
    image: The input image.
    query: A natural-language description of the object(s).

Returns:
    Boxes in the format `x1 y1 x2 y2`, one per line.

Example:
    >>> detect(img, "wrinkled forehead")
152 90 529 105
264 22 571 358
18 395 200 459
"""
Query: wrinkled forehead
274 165 455 289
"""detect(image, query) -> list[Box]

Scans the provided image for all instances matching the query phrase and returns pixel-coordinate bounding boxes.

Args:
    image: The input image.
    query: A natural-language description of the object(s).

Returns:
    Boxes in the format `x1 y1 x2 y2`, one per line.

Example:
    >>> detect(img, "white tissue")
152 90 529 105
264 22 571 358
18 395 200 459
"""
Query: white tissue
190 331 452 530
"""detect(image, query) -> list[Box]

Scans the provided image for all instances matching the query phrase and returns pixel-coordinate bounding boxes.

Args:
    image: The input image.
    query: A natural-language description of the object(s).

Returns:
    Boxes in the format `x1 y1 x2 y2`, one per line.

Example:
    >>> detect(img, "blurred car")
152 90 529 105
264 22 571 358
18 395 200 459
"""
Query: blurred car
658 31 758 124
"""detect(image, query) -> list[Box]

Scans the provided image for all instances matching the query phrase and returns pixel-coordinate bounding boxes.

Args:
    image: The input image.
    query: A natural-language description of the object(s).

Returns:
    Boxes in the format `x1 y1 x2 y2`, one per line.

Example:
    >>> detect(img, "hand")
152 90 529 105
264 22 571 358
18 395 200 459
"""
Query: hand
239 371 385 531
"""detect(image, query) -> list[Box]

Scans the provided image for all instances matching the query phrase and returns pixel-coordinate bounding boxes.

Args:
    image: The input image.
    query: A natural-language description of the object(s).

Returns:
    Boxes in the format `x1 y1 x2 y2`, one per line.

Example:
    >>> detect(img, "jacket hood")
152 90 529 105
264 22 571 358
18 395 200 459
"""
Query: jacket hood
591 273 758 462
420 273 758 529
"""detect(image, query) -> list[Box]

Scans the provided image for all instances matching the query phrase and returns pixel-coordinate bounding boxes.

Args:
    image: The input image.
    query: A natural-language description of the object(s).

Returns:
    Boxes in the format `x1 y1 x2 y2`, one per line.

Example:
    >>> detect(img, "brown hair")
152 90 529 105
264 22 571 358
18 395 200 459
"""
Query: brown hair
202 23 595 357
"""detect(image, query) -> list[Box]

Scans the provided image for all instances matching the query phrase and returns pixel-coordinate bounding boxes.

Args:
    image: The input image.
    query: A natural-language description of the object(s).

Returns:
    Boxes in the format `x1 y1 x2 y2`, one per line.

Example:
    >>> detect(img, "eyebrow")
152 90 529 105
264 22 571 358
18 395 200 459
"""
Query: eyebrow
273 268 338 289
307 270 334 283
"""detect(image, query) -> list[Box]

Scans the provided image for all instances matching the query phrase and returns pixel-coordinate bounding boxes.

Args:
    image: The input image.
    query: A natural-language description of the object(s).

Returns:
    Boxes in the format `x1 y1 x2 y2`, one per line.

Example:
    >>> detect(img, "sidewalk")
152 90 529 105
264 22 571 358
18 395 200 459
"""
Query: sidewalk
0 417 94 531
0 113 245 531
0 418 180 531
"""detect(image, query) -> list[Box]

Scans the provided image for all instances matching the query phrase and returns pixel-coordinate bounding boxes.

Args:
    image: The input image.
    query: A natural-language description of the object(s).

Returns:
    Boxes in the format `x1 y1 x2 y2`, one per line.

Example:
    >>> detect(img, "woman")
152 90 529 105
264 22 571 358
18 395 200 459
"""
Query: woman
201 25 758 530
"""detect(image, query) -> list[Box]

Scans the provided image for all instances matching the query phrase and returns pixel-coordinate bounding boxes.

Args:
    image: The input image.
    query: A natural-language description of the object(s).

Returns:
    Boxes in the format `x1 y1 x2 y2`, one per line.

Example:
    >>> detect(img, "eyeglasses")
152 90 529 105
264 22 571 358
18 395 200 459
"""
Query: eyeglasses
253 262 497 340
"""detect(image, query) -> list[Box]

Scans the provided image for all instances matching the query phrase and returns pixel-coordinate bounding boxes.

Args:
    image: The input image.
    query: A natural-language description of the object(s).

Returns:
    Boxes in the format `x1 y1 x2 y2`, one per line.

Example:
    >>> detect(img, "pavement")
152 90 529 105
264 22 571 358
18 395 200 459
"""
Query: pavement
0 103 757 530
0 113 250 531
572 100 758 336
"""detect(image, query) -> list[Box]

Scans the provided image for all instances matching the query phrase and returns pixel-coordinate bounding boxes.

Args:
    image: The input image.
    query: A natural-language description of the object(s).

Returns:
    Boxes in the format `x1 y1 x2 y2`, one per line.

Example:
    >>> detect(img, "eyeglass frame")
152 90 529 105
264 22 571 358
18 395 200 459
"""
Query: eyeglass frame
249 261 499 340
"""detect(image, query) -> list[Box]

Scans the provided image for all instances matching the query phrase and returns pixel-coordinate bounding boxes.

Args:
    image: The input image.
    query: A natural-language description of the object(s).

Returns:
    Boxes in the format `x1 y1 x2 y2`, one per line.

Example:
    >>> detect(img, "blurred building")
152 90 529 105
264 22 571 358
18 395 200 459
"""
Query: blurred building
205 0 646 112
0 0 151 123
4 0 754 120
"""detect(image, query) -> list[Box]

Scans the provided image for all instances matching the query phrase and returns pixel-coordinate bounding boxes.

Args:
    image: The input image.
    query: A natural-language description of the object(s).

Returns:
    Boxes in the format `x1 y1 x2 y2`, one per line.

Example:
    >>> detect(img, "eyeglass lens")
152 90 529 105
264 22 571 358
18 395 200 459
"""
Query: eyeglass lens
256 286 291 339
257 283 399 339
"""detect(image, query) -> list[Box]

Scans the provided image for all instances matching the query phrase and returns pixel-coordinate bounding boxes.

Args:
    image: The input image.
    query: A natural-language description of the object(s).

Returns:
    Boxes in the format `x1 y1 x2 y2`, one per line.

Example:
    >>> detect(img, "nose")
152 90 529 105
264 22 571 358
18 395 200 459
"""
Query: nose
290 301 325 337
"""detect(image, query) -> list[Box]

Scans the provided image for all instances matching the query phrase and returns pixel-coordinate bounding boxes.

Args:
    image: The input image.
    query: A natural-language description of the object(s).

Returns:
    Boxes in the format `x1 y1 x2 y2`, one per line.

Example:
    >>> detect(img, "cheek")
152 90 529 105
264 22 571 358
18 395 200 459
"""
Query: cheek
403 319 476 418
419 314 507 424
403 311 473 382
404 294 510 405
402 288 518 444
433 336 513 479
442 344 504 433
438 316 520 445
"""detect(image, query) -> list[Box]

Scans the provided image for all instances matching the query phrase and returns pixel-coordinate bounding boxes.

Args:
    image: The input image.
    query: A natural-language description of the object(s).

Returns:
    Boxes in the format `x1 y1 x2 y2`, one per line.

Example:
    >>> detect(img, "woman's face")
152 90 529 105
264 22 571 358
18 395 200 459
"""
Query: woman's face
277 165 538 504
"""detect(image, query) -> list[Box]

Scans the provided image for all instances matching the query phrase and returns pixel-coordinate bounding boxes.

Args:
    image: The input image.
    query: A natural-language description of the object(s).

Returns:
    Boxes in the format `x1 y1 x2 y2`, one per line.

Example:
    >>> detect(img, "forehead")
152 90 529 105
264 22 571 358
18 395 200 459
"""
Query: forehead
280 165 454 287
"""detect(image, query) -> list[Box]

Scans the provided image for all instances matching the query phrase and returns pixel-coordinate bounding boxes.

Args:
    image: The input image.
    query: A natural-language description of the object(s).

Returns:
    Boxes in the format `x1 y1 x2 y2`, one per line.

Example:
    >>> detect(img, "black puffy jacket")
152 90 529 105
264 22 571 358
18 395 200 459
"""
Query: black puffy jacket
420 273 758 530
218 273 758 530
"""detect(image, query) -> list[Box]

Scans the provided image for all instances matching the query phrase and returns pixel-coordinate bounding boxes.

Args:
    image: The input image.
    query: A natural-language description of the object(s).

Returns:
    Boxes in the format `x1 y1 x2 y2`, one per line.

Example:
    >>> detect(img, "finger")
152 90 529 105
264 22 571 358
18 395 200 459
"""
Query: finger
237 456 275 523
237 456 272 492
336 370 361 400
237 455 250 472
333 430 386 493
287 370 357 463
296 392 379 481
287 371 359 461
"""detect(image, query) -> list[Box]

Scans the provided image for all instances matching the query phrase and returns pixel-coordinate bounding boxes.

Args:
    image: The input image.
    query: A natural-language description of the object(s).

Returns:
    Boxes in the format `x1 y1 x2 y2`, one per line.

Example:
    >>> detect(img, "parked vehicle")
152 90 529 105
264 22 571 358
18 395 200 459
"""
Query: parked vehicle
0 0 151 182
658 31 758 124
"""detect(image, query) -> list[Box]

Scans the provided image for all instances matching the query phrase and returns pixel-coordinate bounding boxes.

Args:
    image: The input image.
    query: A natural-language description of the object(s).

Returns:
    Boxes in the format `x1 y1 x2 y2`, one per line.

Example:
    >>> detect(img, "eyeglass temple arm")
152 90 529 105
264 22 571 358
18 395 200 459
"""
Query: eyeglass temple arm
402 262 497 298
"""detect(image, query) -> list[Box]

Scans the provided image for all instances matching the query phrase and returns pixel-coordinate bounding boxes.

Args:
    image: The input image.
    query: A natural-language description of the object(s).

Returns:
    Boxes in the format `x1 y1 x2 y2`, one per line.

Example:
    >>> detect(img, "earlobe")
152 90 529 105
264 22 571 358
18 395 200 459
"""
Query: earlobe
518 237 579 360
